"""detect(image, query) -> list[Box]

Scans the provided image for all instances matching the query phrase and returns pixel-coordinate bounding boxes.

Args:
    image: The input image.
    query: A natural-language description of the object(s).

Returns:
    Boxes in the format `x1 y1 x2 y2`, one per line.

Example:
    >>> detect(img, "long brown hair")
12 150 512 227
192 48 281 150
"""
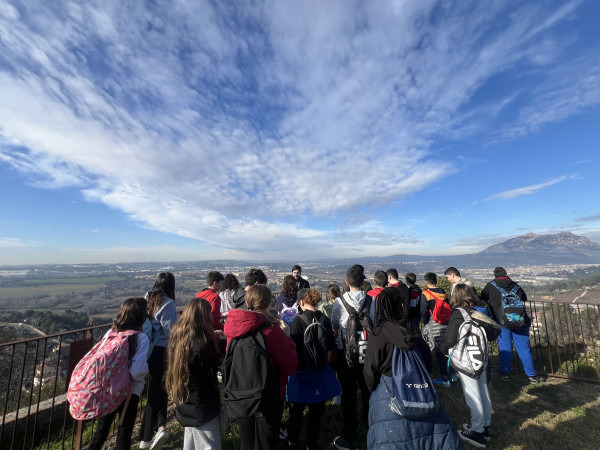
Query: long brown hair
166 298 218 404
282 275 298 298
245 285 279 326
112 297 147 332
147 272 176 317
450 284 476 309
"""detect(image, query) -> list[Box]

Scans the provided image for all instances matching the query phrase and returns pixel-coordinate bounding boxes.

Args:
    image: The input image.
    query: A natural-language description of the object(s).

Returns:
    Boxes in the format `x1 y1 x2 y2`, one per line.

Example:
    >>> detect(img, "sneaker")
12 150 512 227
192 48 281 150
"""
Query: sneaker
449 373 459 383
432 378 451 388
459 429 486 448
333 435 358 450
463 423 491 442
138 441 151 449
279 428 288 440
496 372 510 380
150 428 169 450
528 375 546 384
333 395 342 405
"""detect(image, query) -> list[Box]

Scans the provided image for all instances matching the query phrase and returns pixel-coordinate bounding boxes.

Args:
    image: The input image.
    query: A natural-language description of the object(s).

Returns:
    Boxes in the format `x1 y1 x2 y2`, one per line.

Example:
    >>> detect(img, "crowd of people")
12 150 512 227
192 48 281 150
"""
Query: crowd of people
76 263 544 450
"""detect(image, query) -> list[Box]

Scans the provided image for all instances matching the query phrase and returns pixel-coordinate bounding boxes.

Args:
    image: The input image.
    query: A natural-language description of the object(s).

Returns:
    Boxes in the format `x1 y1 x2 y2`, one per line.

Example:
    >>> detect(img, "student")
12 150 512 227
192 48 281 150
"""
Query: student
218 273 240 324
138 272 178 450
363 288 463 450
386 268 411 320
276 274 299 313
224 285 298 450
196 271 225 331
405 272 423 330
444 267 475 295
342 264 373 293
440 284 492 448
88 298 150 450
367 270 388 300
232 268 268 309
420 272 455 386
287 289 337 450
332 265 376 450
166 299 222 450
319 283 340 319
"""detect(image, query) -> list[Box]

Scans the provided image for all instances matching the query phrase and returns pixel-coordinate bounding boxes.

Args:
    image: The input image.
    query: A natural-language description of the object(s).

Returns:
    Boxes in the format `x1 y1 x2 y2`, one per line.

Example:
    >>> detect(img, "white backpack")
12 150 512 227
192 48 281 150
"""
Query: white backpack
449 308 488 379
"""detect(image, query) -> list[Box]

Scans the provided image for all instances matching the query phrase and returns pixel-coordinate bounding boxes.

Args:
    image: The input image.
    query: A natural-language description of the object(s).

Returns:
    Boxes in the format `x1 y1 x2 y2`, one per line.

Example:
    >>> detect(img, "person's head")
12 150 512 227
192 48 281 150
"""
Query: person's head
245 268 267 287
450 283 477 309
386 268 399 283
246 284 279 325
494 267 508 278
112 297 147 332
206 271 224 291
148 272 176 316
424 272 438 286
327 283 341 301
166 298 218 404
444 267 461 284
292 265 302 280
404 272 417 286
282 275 298 298
373 270 388 288
346 265 364 289
223 273 240 291
300 289 321 311
375 287 406 324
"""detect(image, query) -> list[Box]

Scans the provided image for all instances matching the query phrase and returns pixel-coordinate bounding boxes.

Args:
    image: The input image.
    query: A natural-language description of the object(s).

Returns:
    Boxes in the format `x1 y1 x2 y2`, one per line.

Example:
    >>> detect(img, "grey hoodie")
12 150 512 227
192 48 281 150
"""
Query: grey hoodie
331 290 376 350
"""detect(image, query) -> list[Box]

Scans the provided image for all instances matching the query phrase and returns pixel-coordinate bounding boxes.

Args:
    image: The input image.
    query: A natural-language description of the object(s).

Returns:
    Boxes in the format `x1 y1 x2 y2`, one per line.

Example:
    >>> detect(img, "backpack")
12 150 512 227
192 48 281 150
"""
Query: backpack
340 295 374 370
67 330 138 421
383 347 439 419
490 281 527 329
280 302 300 326
471 309 502 342
448 308 488 379
408 287 421 309
221 324 280 419
298 313 329 371
422 289 452 325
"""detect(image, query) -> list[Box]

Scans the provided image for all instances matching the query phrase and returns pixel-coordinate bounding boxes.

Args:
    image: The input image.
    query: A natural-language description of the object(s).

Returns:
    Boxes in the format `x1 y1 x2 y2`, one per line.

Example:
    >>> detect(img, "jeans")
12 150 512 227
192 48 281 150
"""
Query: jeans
458 371 492 433
89 395 139 450
498 326 537 377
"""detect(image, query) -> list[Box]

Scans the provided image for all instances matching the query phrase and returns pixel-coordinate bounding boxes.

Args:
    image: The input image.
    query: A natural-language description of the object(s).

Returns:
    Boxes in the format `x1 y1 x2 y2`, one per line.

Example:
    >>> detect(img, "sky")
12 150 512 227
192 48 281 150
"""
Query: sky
0 0 599 265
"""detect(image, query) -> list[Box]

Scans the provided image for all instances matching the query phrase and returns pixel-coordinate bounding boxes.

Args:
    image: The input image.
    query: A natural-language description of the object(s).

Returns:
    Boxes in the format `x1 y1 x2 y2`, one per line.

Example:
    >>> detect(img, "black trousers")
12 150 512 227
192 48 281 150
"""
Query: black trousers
335 349 370 446
237 401 282 450
88 394 140 450
288 400 326 449
138 346 168 442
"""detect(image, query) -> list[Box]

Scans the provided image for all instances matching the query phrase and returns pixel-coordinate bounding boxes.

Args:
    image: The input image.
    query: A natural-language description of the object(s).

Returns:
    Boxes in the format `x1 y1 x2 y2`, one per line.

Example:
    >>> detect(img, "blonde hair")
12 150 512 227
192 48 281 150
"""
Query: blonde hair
245 285 279 326
166 299 218 404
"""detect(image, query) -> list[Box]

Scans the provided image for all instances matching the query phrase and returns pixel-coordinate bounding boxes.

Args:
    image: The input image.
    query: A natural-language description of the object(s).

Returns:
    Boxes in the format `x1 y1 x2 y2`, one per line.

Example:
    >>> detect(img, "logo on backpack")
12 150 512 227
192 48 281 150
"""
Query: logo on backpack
491 281 526 329
221 324 280 419
384 347 439 418
449 308 488 379
279 302 300 326
299 314 329 371
422 289 451 325
67 330 138 421
340 295 374 369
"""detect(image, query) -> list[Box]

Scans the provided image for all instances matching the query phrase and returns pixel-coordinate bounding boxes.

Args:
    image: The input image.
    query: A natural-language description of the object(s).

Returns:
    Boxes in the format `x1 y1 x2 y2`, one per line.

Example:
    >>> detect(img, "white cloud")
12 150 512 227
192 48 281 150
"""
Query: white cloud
0 1 597 258
485 175 574 201
0 237 38 248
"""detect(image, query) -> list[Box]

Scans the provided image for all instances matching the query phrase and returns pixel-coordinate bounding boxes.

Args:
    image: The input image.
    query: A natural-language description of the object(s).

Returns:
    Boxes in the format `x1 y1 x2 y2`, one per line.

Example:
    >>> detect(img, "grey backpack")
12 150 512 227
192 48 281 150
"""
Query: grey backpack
449 308 488 379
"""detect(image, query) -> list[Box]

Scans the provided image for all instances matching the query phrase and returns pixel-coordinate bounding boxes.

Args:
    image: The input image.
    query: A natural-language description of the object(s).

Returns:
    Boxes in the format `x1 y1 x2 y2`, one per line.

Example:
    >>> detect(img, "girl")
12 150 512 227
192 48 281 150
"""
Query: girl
138 272 179 450
88 298 149 450
276 274 299 313
218 273 240 324
319 283 340 319
287 289 337 450
364 287 463 450
224 285 298 450
166 299 222 449
440 284 492 449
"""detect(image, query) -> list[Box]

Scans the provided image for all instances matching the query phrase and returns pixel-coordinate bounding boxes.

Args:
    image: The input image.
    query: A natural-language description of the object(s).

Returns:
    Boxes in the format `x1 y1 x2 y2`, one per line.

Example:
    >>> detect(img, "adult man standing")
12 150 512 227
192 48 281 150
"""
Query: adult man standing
444 267 475 295
196 271 224 331
480 267 544 383
292 265 310 290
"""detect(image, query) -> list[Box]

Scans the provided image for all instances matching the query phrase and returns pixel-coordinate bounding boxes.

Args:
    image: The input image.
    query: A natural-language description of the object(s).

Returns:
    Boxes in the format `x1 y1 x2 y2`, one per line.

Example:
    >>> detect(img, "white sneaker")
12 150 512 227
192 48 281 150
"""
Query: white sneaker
150 429 169 450
139 441 151 449
333 395 341 405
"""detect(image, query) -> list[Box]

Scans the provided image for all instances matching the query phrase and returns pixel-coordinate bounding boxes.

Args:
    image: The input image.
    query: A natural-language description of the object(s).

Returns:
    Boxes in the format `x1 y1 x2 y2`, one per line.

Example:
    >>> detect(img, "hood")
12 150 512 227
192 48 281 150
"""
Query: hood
343 290 367 310
224 309 266 339
232 288 247 309
367 287 383 299
380 321 417 350
492 277 516 290
196 289 218 301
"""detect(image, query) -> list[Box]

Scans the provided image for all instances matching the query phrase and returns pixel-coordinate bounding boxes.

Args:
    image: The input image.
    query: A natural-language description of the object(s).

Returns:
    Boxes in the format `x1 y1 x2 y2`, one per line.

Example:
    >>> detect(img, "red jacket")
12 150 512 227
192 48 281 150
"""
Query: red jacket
196 289 223 331
224 309 297 400
367 287 384 300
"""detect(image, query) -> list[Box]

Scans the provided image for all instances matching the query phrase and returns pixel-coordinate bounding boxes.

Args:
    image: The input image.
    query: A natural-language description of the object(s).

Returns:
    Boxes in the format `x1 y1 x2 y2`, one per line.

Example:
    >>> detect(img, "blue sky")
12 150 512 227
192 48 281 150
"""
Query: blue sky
1 0 599 265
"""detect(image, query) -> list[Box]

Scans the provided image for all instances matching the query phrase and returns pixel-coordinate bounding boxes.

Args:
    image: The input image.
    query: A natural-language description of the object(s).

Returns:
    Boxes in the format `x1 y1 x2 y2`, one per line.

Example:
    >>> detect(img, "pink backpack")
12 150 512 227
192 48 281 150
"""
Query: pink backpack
67 330 138 421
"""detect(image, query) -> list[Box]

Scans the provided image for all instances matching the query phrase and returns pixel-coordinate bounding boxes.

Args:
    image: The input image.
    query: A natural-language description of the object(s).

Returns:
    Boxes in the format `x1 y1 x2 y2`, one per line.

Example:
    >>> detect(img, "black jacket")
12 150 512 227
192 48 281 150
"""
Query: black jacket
479 277 530 327
363 320 432 392
419 287 448 325
232 288 247 310
175 347 221 427
296 277 310 290
290 309 334 370
439 306 475 355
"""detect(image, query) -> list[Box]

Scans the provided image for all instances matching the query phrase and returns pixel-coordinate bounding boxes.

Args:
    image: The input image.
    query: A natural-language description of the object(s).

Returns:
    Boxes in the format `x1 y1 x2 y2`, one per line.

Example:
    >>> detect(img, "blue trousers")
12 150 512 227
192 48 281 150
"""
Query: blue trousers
498 327 537 377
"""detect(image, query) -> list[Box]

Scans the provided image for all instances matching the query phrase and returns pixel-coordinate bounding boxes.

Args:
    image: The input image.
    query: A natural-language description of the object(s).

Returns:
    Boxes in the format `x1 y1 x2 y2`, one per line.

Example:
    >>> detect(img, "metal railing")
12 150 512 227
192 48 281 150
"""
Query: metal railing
0 297 598 449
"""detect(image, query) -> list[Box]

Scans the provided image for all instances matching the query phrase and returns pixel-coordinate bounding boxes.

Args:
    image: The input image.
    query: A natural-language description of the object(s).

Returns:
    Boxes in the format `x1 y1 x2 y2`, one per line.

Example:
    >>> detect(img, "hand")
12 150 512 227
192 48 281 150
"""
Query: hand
279 320 290 336
215 330 225 339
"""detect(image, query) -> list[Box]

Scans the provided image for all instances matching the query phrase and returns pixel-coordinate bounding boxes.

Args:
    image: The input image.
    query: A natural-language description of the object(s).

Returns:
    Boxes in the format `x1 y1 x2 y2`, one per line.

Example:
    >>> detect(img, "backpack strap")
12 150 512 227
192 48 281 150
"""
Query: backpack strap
455 307 472 323
508 284 521 296
340 295 358 316
298 313 312 327
490 281 508 295
360 295 372 316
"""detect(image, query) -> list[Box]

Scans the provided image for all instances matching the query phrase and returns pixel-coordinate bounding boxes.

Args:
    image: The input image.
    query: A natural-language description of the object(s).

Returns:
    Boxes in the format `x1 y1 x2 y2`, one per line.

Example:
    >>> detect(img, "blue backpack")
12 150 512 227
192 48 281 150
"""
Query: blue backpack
384 347 439 418
491 281 526 329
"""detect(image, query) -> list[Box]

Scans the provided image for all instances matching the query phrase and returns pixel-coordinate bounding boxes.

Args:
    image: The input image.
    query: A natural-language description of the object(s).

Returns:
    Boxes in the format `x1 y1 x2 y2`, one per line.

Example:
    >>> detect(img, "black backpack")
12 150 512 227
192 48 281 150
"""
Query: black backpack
221 324 280 419
340 295 374 370
299 313 328 371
